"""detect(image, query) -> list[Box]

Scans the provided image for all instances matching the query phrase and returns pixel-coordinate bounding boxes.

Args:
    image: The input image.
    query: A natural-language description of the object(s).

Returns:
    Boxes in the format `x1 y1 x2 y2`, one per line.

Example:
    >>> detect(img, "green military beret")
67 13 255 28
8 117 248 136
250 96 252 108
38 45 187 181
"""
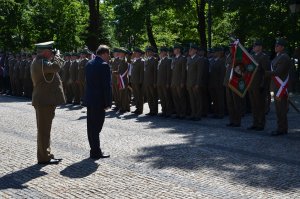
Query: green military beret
79 49 91 55
168 47 174 52
214 46 224 52
35 41 54 50
118 47 127 54
189 44 199 50
71 52 80 57
253 40 263 46
160 46 169 52
276 38 287 47
64 52 71 56
173 43 183 50
133 48 144 54
145 46 156 53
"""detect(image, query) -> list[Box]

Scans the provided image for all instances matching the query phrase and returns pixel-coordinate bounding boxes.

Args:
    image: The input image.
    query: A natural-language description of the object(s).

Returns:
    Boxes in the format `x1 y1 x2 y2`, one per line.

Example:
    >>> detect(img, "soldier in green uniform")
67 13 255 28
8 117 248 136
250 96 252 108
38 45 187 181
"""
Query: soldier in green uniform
19 53 27 96
266 39 291 136
144 46 158 116
13 54 21 96
209 47 226 119
198 48 210 117
171 44 187 119
130 48 144 115
31 41 65 164
248 40 271 131
223 47 242 127
78 50 90 104
111 48 121 110
118 48 130 113
8 54 16 95
157 46 172 117
186 44 202 120
69 53 80 105
61 53 72 104
23 53 34 98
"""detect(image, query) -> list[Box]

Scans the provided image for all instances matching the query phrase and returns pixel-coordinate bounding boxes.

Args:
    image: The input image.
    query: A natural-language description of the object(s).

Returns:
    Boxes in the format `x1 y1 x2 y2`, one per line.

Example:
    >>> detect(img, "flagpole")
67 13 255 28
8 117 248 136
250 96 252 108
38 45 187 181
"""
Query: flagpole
229 37 258 66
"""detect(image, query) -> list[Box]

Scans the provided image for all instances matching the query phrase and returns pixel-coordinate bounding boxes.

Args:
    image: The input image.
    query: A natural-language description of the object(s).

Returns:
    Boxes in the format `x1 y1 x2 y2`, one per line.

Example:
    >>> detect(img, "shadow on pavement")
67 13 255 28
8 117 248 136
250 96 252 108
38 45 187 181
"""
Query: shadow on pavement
132 107 300 191
60 158 98 178
0 164 47 190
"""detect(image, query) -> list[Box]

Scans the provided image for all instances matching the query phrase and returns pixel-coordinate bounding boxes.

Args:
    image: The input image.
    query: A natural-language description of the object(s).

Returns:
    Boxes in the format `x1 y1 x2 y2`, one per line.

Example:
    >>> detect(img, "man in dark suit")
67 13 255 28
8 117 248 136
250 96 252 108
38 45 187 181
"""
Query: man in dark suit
84 45 112 159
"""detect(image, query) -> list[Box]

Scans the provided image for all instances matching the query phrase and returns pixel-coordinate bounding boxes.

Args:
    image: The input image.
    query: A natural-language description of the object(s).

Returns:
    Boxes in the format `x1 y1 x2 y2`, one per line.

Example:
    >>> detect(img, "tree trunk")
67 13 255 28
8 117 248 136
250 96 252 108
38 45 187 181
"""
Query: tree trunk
196 0 207 49
87 0 100 52
144 0 157 50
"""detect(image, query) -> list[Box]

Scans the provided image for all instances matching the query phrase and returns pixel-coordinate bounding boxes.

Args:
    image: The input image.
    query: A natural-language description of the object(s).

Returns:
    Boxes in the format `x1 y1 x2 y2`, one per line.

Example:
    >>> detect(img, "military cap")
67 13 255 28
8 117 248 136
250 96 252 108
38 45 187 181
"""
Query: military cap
145 46 156 52
133 48 144 54
189 44 199 50
64 52 71 56
168 47 174 52
160 46 169 52
71 52 80 57
173 43 183 50
253 40 263 46
35 41 54 50
115 47 127 54
112 48 120 53
214 46 224 52
276 38 287 47
80 49 92 55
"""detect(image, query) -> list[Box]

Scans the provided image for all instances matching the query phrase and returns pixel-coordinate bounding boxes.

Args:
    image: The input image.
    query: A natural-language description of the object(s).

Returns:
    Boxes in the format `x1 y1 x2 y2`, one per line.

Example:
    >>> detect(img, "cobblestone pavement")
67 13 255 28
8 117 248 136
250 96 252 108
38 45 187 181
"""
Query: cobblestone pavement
0 94 300 199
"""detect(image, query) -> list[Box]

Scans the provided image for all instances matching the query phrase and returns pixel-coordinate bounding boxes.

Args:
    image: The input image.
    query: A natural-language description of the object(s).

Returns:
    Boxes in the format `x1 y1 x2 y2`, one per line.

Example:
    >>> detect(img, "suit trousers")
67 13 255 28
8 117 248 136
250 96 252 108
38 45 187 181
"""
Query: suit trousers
132 83 144 113
145 85 158 114
157 86 172 116
274 97 288 133
34 105 56 162
210 87 225 117
248 88 266 128
172 86 187 117
226 87 242 125
87 106 105 155
187 86 201 118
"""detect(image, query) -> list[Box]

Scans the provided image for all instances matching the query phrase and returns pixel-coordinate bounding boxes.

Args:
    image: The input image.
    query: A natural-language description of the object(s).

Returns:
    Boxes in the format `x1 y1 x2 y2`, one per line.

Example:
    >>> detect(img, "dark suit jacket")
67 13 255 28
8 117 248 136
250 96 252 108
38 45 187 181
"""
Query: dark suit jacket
84 56 112 109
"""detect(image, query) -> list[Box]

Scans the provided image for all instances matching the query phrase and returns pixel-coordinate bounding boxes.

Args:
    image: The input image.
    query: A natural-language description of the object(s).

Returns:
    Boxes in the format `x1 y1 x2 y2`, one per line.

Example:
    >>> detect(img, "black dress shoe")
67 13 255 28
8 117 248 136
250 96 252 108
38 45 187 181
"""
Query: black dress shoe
255 127 264 131
271 131 287 136
247 126 257 130
38 158 62 165
90 152 110 160
226 123 234 127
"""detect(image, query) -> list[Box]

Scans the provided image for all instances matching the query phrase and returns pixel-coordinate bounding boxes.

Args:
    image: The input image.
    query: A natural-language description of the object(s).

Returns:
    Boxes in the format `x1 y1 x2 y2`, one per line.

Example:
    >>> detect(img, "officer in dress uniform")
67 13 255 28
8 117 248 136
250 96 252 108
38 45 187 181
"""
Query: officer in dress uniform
8 54 16 95
266 38 291 136
157 46 172 117
223 47 242 127
186 44 202 120
111 48 121 110
118 48 130 113
144 46 158 116
130 48 145 115
31 41 65 164
78 49 90 104
171 44 187 119
61 53 72 103
209 47 226 119
248 40 271 131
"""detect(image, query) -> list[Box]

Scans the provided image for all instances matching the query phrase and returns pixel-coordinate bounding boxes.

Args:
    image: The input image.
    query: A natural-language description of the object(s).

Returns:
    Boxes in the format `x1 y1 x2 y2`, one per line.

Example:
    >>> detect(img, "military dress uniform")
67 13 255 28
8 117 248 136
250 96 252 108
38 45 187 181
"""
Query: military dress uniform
118 57 130 112
209 50 226 118
248 48 270 130
31 41 65 164
130 50 144 114
144 55 158 115
69 55 80 104
13 57 22 96
186 53 203 120
78 54 89 101
61 56 72 103
157 51 172 116
23 55 33 98
171 54 187 118
8 56 16 95
266 39 291 135
223 53 242 126
111 56 121 109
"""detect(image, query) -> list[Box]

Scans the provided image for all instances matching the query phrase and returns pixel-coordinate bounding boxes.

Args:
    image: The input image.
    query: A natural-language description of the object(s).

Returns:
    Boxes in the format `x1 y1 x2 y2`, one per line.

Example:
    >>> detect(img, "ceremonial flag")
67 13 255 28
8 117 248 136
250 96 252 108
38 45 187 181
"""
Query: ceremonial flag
228 40 259 97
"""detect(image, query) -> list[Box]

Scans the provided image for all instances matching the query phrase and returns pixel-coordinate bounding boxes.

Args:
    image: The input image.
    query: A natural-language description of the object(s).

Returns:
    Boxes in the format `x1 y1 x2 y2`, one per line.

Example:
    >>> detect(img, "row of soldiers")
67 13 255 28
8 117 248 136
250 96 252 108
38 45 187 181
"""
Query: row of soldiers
112 44 238 121
1 52 36 98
